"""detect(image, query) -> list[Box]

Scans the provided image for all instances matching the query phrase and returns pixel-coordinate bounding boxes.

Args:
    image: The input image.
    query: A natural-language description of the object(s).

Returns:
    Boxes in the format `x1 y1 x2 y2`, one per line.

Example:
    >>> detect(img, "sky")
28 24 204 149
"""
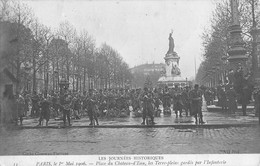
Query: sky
24 0 216 80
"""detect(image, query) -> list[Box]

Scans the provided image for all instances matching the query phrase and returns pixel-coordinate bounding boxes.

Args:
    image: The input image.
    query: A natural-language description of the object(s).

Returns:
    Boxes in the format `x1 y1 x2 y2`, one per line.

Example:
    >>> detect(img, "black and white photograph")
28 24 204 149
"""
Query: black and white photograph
0 0 260 164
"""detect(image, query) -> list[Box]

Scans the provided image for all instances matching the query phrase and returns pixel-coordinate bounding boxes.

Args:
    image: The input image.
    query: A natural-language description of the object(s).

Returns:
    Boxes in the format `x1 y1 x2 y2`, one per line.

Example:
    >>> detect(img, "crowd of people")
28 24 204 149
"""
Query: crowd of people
203 84 242 113
8 84 208 126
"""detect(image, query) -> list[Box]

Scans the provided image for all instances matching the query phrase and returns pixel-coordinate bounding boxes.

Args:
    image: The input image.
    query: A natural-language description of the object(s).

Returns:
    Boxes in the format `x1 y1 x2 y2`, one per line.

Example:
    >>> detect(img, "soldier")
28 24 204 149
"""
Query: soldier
141 87 155 125
189 84 205 124
173 89 183 118
204 88 212 106
226 85 237 113
37 97 51 126
85 89 99 125
218 86 227 110
182 86 191 117
60 93 72 126
131 89 141 117
17 95 26 125
72 94 81 119
153 88 162 117
162 87 171 115
31 91 39 117
23 92 30 117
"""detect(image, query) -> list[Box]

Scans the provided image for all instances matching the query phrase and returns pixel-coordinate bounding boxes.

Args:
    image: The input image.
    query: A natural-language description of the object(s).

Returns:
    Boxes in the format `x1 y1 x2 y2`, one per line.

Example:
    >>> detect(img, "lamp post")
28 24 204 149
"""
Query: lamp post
228 0 250 117
227 0 248 70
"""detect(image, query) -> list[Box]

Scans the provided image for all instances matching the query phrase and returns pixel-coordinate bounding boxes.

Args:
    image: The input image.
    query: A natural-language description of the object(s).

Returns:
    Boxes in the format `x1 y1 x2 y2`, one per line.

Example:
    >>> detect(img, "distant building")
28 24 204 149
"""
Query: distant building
130 63 164 88
130 63 164 75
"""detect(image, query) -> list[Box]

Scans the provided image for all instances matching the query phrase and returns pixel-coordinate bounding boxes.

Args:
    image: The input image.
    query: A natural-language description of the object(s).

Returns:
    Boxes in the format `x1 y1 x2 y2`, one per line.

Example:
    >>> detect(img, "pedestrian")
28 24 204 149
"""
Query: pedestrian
85 89 99 125
173 87 183 118
219 87 228 110
37 97 51 126
153 88 162 117
17 95 26 125
189 84 205 124
226 85 237 113
162 87 171 115
204 88 212 106
141 87 155 125
72 95 81 119
31 91 39 117
182 86 191 116
60 94 72 126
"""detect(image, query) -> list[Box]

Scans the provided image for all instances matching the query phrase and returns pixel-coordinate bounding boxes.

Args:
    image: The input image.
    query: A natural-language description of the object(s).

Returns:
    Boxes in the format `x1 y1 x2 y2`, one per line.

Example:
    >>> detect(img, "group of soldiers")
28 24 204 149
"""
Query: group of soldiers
12 84 205 126
203 84 239 113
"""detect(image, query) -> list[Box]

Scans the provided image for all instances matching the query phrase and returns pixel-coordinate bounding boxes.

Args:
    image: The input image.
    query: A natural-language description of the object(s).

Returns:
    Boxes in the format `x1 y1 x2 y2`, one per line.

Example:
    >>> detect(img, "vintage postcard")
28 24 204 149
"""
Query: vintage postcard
0 0 259 165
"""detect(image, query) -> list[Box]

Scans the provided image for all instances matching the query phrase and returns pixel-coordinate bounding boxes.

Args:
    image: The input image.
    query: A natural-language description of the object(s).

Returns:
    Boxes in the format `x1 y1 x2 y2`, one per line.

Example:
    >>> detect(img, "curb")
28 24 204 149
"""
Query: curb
15 123 259 129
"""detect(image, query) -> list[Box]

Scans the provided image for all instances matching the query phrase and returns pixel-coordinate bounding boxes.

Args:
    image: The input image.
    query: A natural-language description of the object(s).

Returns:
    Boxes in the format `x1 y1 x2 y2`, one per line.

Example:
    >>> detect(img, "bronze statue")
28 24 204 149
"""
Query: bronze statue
167 31 174 54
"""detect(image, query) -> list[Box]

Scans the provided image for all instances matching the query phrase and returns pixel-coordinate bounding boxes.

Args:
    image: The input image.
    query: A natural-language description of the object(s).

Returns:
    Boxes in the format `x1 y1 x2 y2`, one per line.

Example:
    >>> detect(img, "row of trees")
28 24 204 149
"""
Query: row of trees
0 0 132 94
196 0 260 87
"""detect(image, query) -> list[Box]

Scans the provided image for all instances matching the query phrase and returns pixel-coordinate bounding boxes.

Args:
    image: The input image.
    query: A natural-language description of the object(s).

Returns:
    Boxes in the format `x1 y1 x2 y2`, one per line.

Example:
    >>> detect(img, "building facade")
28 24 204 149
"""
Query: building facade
130 63 164 88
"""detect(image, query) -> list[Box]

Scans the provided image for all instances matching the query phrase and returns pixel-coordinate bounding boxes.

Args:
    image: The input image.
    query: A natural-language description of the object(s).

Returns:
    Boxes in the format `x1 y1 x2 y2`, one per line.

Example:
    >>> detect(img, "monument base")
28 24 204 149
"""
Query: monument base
158 76 187 88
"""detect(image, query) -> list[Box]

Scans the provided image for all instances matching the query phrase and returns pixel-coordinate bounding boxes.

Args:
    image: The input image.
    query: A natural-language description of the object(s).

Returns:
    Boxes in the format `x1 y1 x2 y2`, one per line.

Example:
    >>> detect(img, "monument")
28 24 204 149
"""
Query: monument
157 31 187 88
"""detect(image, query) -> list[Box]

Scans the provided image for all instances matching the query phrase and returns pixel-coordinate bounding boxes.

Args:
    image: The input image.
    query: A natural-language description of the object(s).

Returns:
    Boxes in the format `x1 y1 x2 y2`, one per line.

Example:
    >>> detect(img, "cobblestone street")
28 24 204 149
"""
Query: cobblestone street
0 126 260 155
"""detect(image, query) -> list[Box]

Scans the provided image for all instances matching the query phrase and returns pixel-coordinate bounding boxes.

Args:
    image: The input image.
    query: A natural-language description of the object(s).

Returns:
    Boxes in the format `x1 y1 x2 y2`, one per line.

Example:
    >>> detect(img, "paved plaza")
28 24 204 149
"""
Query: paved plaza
0 125 259 155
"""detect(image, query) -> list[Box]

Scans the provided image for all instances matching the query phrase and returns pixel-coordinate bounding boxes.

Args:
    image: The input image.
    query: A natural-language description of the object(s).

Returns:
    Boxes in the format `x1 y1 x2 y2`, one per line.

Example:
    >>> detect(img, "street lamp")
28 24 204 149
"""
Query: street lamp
227 0 248 70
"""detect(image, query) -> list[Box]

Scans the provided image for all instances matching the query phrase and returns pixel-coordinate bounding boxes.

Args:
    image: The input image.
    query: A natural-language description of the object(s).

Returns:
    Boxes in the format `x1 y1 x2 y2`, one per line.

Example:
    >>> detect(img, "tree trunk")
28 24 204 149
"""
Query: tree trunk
16 58 21 95
76 76 79 91
56 60 59 92
32 55 37 93
52 61 55 91
108 77 111 89
80 76 82 92
83 67 86 92
66 59 70 82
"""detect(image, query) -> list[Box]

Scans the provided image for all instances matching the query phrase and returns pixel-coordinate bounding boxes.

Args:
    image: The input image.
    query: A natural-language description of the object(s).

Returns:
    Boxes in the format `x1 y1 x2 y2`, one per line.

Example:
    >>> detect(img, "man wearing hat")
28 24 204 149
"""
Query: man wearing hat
37 97 51 126
85 89 99 125
189 84 205 124
60 93 72 126
141 87 155 125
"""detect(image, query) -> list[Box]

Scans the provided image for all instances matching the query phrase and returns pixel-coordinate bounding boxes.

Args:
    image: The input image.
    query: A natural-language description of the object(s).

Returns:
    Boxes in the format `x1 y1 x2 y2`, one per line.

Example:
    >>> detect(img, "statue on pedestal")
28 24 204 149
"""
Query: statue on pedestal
167 30 174 55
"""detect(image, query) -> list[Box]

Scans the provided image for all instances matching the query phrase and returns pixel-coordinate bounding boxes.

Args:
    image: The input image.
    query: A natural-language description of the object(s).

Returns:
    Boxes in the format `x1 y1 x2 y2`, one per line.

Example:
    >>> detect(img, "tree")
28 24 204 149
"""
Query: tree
1 1 133 93
196 0 260 86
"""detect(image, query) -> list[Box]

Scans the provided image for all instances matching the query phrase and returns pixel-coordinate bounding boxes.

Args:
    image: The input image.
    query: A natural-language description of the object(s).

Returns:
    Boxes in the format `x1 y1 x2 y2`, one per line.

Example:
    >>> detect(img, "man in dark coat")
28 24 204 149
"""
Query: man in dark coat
189 84 205 124
38 97 51 126
85 89 99 125
31 91 39 117
60 94 71 126
141 87 155 125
